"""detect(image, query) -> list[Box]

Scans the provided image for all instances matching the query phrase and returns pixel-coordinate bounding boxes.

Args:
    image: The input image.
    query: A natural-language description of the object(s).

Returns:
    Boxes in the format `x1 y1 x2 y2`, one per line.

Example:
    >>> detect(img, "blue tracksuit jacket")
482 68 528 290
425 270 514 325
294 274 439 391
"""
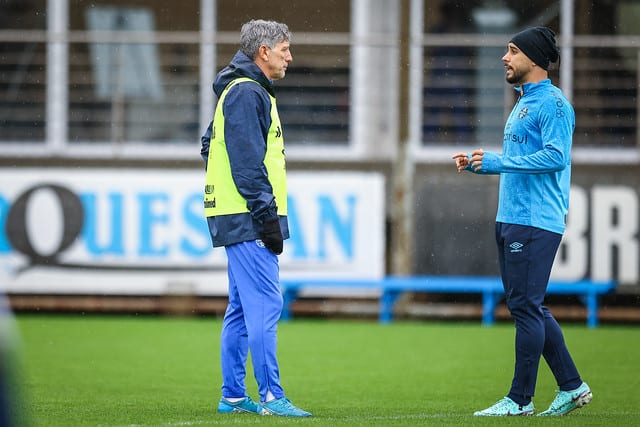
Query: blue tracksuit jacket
471 79 574 234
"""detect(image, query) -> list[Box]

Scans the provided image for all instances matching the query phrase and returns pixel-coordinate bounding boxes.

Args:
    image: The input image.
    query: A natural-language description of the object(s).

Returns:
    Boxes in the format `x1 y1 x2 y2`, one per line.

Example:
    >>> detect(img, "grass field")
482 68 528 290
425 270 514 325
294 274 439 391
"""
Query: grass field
10 314 640 426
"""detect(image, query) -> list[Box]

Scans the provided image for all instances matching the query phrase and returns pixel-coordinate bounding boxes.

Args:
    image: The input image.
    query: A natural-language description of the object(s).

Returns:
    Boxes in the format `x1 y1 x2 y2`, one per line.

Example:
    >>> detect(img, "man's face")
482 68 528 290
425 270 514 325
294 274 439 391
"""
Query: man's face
501 42 534 84
264 40 292 80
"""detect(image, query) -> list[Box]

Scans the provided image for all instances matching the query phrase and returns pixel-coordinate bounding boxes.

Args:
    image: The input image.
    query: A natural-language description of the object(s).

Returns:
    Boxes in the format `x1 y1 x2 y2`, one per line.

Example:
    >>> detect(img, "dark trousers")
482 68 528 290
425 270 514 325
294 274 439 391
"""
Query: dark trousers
495 222 582 405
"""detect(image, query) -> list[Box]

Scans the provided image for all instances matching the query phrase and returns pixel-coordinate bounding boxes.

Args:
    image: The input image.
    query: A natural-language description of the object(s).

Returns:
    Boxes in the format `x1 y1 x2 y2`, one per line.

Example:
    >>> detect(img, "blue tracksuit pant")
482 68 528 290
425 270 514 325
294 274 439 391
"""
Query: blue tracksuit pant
495 223 582 405
220 240 285 402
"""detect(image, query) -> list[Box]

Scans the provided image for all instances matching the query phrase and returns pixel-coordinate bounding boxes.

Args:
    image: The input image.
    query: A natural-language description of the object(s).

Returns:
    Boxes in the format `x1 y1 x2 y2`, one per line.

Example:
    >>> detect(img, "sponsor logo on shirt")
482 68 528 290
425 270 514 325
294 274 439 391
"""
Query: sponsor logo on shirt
503 133 528 144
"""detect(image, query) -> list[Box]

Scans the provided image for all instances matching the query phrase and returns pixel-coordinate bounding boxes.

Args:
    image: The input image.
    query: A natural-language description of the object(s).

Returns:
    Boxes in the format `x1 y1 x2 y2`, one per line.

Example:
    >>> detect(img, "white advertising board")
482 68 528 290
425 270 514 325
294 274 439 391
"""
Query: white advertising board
0 169 385 295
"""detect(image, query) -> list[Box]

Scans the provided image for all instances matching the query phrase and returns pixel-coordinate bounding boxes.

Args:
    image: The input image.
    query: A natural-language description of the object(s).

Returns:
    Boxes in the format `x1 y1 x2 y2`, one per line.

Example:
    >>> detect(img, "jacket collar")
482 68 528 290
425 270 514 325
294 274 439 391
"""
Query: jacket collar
514 78 552 95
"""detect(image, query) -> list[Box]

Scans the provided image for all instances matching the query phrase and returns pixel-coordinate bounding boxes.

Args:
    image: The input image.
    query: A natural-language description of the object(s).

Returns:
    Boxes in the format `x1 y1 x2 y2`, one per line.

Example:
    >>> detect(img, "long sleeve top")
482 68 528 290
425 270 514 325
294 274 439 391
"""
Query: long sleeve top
471 79 575 234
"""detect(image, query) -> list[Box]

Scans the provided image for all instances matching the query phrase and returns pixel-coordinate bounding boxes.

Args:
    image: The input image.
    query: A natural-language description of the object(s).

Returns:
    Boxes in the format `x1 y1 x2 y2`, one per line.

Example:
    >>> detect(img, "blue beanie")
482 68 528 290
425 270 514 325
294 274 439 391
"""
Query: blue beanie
510 27 560 70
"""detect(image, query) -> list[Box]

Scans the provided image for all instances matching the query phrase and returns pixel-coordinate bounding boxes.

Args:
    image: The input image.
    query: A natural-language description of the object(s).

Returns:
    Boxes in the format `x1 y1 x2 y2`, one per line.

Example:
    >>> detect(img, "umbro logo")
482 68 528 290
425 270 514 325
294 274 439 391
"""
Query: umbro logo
509 242 524 253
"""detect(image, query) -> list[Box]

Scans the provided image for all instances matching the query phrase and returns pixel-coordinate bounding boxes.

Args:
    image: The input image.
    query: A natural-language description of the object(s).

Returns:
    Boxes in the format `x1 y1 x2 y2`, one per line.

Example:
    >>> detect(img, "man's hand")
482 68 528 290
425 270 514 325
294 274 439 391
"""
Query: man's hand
452 149 485 172
469 149 485 171
261 219 283 255
451 152 470 173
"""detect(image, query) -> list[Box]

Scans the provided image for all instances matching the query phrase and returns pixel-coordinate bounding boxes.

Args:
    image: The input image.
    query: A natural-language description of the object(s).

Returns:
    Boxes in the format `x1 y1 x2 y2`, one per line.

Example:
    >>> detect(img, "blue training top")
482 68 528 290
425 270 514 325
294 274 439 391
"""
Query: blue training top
471 79 574 234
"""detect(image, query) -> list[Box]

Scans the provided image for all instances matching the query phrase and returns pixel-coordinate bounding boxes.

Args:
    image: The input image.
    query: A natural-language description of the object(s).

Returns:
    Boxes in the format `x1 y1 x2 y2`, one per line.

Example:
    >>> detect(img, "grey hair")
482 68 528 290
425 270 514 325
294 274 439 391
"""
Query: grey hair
240 19 291 59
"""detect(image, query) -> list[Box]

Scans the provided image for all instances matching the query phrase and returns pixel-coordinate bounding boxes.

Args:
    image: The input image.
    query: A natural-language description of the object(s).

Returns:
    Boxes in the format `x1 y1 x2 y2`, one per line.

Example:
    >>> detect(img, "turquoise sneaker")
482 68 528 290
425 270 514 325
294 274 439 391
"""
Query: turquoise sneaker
474 397 534 416
537 382 592 416
217 396 266 415
263 397 312 417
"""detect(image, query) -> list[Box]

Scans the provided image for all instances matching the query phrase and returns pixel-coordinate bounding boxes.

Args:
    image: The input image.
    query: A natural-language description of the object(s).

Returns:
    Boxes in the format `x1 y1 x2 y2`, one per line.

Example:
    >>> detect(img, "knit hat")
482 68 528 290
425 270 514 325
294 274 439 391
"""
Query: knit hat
510 27 560 70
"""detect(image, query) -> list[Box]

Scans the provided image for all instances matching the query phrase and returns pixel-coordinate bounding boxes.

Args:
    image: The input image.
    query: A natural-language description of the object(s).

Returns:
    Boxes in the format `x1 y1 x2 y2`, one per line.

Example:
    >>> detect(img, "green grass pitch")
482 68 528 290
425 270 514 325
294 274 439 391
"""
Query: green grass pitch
11 314 640 426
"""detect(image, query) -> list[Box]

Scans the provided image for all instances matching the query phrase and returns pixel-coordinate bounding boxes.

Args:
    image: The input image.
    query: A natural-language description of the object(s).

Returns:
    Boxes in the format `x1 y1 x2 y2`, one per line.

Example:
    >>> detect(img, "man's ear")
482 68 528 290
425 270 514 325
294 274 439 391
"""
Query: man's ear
258 45 270 62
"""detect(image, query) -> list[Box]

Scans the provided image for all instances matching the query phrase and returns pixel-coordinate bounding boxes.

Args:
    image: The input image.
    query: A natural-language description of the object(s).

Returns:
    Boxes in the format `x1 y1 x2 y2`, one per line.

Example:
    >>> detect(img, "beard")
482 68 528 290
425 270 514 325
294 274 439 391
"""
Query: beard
505 67 524 84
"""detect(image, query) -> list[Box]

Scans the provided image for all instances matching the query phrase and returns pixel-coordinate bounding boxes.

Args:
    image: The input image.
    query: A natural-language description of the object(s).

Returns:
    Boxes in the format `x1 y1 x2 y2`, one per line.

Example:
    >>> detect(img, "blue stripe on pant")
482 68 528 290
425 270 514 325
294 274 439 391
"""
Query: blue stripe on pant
221 240 285 402
495 222 582 405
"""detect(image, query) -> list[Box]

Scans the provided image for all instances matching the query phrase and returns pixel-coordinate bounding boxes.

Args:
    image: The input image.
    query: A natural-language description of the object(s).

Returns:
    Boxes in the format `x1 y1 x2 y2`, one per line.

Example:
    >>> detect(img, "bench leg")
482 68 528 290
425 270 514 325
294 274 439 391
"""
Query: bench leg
585 292 598 328
481 292 501 326
380 290 401 323
280 288 298 322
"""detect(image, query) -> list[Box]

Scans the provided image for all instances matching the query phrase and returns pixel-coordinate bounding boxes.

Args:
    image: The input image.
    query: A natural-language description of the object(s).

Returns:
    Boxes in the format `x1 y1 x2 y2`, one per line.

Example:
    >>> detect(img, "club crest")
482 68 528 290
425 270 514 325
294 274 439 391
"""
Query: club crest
518 107 529 119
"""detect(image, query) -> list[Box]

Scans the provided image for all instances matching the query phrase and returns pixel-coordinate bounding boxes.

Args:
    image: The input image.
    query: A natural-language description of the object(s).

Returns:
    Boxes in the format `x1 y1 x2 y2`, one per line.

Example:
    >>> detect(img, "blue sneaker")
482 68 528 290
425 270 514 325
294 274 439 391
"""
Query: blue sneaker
262 397 312 417
537 382 592 416
474 397 534 416
217 396 266 415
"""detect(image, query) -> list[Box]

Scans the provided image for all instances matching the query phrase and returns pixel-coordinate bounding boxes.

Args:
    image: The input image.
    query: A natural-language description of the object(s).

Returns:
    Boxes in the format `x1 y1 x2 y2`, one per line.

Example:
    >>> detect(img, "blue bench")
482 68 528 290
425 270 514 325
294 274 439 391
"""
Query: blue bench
280 276 616 328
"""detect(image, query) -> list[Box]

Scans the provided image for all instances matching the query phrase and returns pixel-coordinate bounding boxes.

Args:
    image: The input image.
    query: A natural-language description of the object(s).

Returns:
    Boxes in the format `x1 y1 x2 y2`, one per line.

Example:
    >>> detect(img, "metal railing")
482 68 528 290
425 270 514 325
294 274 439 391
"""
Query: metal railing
0 29 351 153
0 29 638 158
418 33 639 148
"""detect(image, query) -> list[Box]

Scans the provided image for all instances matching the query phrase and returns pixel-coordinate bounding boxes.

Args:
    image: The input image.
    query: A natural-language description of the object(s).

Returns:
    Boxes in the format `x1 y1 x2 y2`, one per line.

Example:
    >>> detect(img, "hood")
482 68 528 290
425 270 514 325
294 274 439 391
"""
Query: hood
213 50 275 98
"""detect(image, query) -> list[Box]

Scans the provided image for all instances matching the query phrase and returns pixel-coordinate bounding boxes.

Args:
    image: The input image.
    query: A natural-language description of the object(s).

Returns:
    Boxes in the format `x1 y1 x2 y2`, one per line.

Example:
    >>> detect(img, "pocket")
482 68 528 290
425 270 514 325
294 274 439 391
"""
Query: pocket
502 225 533 301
